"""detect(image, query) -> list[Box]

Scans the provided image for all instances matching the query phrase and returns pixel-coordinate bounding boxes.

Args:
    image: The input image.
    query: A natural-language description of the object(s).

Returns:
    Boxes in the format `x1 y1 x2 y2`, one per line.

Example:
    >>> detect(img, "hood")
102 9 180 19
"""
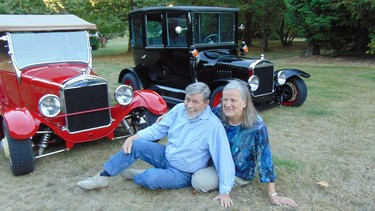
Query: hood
22 64 89 88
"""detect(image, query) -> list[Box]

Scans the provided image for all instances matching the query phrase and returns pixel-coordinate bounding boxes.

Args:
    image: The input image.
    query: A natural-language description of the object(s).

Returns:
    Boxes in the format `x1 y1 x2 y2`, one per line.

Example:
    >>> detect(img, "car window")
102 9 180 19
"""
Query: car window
130 14 143 47
193 12 235 44
146 13 163 47
167 12 187 47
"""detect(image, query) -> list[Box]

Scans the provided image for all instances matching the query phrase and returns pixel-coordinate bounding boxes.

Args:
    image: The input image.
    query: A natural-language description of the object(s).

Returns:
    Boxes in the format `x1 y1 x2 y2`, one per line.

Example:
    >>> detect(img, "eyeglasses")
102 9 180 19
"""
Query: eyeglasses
184 97 204 106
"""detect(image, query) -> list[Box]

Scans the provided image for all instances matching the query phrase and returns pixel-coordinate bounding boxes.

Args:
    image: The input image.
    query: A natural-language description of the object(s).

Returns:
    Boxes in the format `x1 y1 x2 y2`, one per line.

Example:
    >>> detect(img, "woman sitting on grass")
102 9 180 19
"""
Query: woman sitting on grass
191 80 298 207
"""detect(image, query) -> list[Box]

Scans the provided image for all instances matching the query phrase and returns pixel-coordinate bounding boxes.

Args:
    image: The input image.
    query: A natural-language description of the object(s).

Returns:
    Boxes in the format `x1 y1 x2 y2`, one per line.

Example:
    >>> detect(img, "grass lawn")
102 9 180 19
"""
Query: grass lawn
0 37 374 210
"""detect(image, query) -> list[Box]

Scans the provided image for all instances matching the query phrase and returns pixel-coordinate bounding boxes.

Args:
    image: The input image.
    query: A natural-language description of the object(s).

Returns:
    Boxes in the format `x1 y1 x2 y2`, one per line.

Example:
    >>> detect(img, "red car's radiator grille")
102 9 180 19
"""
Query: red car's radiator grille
63 83 111 133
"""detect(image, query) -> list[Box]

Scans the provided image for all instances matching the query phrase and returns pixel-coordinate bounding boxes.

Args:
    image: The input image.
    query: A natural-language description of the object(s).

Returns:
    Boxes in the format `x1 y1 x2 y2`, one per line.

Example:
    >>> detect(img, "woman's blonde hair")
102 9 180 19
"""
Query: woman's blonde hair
220 80 258 128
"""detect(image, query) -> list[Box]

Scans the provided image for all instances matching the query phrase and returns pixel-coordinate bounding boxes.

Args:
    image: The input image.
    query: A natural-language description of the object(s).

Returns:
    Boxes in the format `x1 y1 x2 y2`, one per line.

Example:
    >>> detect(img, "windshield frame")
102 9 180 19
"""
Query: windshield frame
7 30 92 76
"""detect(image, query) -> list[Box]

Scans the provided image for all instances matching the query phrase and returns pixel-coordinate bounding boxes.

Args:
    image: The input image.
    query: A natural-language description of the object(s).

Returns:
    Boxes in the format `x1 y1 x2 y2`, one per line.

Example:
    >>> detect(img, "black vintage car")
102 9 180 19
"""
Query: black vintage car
119 6 310 110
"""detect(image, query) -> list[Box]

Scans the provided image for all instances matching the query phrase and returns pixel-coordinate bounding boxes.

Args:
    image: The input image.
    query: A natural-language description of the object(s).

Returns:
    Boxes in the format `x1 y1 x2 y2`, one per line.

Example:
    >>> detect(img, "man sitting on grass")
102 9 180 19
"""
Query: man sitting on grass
77 82 236 208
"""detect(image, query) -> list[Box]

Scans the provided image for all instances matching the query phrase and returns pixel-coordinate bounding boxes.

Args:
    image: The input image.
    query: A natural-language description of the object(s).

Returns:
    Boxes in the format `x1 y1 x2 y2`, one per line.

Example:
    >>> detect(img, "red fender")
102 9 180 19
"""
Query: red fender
132 90 168 114
3 108 39 139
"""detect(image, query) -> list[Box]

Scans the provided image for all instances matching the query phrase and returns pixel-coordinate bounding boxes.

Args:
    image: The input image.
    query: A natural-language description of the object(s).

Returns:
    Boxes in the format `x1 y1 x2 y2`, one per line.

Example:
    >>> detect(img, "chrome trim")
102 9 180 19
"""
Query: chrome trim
60 75 111 134
5 32 22 79
61 75 108 90
248 60 274 97
38 94 61 117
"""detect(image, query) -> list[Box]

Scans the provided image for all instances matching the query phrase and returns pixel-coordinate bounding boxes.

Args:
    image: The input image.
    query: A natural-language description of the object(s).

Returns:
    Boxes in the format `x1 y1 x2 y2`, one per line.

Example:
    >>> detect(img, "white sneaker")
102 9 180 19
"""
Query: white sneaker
120 169 146 180
77 172 110 190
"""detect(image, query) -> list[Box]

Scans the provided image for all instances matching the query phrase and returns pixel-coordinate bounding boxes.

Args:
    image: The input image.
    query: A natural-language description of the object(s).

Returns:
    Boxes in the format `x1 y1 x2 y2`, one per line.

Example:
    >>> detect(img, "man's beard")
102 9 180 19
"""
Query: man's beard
186 107 204 119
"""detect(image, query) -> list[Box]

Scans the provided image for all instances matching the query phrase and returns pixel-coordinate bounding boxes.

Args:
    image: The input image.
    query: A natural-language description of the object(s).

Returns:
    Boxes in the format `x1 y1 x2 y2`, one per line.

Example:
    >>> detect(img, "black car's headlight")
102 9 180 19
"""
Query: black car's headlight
114 85 133 105
277 71 286 85
248 75 259 92
38 94 61 117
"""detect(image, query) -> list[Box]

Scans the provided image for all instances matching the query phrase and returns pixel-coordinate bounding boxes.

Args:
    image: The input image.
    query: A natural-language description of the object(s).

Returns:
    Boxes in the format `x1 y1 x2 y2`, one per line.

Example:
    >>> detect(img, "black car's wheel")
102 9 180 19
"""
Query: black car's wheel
121 73 141 90
122 108 160 135
210 86 225 108
2 120 35 176
281 76 307 107
138 109 159 130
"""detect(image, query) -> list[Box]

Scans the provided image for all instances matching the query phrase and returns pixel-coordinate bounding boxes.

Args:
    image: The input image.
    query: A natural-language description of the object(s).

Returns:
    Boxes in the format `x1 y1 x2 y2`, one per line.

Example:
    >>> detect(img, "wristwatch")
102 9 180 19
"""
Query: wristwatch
269 192 277 197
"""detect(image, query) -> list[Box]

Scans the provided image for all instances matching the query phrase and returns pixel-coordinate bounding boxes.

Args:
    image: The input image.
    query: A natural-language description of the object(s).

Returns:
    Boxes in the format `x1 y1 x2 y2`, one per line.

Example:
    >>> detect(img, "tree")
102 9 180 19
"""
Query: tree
250 0 286 51
0 0 52 14
289 0 375 56
344 0 375 54
278 1 298 46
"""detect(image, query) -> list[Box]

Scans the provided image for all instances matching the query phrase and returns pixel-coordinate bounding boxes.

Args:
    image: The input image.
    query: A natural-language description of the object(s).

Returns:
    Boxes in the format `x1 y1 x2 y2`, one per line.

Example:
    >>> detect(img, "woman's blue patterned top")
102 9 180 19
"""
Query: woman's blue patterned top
212 106 276 183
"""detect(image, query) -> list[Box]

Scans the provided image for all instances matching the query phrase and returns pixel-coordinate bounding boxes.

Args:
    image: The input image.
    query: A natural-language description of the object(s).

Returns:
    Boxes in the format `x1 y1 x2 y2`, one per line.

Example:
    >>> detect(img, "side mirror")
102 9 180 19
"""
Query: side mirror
0 35 7 41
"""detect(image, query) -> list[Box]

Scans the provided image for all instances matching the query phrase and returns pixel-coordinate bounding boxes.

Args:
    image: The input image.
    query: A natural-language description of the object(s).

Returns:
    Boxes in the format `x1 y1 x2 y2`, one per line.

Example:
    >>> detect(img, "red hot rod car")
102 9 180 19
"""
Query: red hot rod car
0 15 167 176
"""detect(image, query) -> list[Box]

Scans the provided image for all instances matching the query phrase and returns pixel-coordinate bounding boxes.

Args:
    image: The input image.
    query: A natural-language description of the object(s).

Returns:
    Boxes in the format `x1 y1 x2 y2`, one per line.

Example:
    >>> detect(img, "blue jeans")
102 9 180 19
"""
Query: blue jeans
104 138 192 189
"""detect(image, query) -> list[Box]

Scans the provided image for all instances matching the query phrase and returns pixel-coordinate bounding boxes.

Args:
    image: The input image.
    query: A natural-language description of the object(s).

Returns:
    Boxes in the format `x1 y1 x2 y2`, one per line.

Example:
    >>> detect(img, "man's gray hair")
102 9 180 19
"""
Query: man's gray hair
185 82 211 100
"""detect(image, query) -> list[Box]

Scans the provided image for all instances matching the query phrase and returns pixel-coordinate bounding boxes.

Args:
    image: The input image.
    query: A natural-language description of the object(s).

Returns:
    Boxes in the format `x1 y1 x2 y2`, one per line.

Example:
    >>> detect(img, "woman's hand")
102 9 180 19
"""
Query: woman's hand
269 195 298 207
213 194 233 208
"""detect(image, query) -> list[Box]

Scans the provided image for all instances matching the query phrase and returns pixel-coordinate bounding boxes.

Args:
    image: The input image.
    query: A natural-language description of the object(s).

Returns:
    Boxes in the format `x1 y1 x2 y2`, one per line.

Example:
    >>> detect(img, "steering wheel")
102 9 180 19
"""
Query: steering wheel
202 34 219 43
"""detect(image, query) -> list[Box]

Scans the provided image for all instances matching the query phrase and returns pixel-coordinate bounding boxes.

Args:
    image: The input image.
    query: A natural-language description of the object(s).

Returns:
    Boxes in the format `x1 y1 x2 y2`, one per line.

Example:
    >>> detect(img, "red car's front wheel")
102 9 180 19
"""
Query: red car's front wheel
1 120 35 176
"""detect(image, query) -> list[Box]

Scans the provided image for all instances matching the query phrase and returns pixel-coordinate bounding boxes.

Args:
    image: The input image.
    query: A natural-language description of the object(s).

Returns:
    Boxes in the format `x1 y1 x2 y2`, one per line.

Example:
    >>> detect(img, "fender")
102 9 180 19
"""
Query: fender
276 68 310 79
132 90 168 114
208 79 229 92
118 67 144 89
3 108 40 139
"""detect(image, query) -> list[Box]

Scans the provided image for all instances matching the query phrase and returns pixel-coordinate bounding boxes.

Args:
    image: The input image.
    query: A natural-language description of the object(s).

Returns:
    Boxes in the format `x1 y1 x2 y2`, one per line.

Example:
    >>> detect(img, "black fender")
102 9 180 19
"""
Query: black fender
118 67 146 89
208 79 230 93
276 68 310 79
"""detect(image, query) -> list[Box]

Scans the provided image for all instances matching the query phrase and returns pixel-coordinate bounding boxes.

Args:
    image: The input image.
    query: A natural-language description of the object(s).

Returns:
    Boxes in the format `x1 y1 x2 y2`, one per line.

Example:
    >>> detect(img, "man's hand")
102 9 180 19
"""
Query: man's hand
213 194 233 208
269 195 298 207
122 135 139 154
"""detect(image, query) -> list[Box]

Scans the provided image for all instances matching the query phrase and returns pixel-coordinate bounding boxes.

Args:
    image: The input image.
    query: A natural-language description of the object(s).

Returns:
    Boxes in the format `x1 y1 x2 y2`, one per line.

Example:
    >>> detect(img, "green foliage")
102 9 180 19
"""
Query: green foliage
0 0 53 14
90 36 99 51
288 0 375 55
367 34 375 54
44 0 131 38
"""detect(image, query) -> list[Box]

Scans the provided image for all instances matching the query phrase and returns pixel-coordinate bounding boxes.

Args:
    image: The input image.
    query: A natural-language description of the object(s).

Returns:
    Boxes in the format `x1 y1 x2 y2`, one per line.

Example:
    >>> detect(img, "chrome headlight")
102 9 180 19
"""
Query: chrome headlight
248 75 259 92
114 85 133 105
277 71 286 85
38 94 61 117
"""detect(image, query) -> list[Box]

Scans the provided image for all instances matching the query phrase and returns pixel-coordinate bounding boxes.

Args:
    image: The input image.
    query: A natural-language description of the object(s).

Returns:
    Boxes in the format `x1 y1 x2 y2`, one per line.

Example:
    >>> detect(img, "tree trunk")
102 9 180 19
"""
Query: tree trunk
243 12 253 46
352 28 370 53
304 44 320 57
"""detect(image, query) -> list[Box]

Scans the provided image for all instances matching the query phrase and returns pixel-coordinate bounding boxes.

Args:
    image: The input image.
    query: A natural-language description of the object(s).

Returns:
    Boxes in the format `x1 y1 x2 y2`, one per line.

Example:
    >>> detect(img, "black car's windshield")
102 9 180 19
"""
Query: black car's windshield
192 12 235 44
10 31 90 70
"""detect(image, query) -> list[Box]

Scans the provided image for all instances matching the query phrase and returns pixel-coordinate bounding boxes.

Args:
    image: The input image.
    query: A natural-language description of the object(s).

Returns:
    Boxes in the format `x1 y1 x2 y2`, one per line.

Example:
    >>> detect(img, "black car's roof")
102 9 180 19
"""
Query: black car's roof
129 6 239 15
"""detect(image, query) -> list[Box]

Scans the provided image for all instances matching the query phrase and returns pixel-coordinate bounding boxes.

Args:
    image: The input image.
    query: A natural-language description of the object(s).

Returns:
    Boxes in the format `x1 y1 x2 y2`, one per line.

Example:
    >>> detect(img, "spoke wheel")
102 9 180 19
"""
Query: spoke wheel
281 77 308 107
